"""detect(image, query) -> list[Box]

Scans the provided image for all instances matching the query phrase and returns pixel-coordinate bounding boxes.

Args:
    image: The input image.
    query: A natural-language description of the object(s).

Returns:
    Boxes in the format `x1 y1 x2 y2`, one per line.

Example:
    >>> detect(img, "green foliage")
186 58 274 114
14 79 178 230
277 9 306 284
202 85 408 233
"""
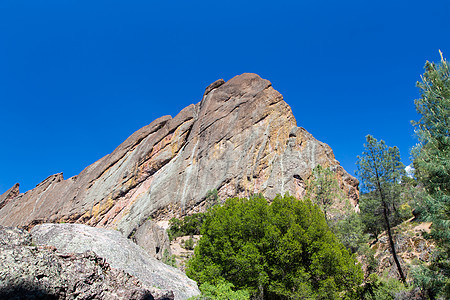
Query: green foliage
356 135 405 199
412 50 450 196
356 135 408 285
205 189 219 209
186 194 363 299
332 210 378 277
188 280 250 300
361 274 412 300
359 194 384 241
162 249 177 267
356 136 406 237
167 213 206 241
306 165 342 222
183 237 195 250
412 51 450 299
358 180 415 243
333 211 369 254
412 259 450 300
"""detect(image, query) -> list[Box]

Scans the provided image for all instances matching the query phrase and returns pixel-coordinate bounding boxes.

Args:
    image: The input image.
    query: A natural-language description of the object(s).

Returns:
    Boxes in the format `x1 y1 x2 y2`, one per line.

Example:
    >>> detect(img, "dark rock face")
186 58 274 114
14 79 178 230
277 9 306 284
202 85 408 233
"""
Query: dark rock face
0 73 359 241
0 226 157 300
30 223 199 300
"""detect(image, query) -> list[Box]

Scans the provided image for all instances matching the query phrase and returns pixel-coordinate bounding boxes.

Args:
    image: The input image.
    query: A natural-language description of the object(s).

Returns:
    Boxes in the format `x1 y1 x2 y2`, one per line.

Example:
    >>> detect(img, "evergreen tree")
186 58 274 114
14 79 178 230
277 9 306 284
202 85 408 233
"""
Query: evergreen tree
356 135 407 286
359 193 384 242
412 51 450 298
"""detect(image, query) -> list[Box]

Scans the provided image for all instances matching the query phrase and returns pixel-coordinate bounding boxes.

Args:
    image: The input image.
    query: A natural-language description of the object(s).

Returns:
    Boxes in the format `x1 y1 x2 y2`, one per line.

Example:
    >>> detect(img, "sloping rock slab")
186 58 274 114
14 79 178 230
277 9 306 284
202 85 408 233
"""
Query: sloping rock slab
31 223 199 300
0 74 359 238
0 226 156 300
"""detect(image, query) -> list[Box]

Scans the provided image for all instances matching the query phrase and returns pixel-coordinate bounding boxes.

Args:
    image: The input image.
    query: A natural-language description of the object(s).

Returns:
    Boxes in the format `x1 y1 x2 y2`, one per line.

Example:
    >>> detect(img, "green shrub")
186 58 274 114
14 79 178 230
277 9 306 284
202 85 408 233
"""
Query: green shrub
162 249 177 267
187 194 363 299
167 213 206 241
362 274 412 300
188 280 250 300
183 237 195 250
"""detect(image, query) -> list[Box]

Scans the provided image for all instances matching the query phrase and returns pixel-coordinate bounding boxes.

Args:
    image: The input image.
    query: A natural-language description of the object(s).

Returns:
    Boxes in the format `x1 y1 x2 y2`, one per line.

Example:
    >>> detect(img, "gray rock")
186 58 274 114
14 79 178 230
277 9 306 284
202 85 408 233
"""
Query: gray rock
0 225 157 300
132 219 172 260
31 223 199 300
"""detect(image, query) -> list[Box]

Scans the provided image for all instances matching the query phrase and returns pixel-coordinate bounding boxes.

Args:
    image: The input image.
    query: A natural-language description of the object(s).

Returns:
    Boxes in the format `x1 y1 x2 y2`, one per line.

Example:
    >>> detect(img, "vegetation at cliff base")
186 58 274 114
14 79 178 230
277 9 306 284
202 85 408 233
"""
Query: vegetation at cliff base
189 280 250 300
186 194 363 299
306 164 342 224
167 213 206 241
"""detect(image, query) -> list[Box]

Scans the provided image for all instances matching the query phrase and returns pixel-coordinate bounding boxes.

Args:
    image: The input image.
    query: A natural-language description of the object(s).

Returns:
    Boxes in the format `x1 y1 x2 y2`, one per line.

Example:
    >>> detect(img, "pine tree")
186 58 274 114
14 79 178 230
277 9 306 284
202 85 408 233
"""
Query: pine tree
412 51 450 298
356 135 407 286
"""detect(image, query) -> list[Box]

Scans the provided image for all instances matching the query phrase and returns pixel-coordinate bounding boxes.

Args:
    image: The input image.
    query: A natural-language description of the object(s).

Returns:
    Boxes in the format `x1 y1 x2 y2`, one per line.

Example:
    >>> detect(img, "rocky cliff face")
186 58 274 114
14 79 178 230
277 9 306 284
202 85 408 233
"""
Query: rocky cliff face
0 73 358 240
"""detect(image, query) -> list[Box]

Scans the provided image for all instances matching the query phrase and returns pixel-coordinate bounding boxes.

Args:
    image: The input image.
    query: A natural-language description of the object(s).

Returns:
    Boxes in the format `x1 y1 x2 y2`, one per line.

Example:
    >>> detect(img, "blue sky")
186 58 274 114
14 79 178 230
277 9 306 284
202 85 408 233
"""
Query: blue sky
1 0 449 193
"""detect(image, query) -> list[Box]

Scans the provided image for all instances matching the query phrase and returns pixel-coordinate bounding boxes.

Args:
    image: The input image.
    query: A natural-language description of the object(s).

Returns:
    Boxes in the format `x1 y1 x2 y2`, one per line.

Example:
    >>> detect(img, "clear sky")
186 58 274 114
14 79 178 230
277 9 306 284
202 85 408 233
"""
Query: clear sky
1 0 449 194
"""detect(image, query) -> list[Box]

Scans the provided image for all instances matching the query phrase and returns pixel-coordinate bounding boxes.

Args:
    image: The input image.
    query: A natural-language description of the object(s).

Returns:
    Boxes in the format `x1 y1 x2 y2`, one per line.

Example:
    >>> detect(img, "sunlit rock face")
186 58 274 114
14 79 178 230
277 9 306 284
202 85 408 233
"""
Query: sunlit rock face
0 73 358 238
30 223 199 299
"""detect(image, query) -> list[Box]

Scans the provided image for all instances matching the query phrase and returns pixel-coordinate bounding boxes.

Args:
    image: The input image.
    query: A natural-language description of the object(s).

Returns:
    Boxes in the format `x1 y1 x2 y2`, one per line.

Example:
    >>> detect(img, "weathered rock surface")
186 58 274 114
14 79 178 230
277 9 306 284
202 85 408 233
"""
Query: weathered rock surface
31 223 199 300
0 183 19 210
0 225 159 300
0 73 359 241
132 219 172 260
369 220 435 281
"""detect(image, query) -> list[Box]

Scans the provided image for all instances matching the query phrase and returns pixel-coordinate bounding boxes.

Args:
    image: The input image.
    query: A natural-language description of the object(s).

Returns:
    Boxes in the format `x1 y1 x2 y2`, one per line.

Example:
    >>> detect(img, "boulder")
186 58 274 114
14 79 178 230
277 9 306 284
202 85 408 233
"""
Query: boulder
31 223 200 300
0 225 159 300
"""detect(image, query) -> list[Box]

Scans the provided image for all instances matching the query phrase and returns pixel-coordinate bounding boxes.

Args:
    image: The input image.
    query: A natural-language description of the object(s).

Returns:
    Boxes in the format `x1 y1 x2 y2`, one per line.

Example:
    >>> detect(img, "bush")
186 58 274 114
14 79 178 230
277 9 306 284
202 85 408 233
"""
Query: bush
362 274 412 300
183 237 195 250
162 249 177 267
333 211 369 254
188 280 250 300
167 213 206 241
186 194 363 299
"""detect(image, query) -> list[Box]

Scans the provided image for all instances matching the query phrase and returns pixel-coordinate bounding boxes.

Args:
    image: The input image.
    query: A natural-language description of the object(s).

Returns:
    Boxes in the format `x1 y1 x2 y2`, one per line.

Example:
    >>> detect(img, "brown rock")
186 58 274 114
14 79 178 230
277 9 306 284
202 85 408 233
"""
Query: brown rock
0 73 359 242
0 183 19 210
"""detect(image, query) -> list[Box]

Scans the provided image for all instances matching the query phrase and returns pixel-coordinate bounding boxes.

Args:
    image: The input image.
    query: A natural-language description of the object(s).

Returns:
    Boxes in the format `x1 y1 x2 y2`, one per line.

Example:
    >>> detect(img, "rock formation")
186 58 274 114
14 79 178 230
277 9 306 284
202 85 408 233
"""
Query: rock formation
0 225 161 300
132 219 171 261
30 223 199 300
0 183 19 210
0 73 359 243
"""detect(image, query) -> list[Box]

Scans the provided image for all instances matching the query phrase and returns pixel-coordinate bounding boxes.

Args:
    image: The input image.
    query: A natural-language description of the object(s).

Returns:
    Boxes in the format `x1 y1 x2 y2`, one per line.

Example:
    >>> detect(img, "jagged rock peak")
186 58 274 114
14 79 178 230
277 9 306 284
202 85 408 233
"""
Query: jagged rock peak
0 73 359 244
203 78 225 95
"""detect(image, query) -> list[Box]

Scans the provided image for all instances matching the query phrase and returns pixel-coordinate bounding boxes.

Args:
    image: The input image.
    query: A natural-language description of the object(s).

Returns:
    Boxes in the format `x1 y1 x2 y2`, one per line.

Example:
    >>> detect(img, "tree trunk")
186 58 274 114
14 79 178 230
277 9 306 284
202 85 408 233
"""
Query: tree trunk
382 200 408 286
368 143 408 287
